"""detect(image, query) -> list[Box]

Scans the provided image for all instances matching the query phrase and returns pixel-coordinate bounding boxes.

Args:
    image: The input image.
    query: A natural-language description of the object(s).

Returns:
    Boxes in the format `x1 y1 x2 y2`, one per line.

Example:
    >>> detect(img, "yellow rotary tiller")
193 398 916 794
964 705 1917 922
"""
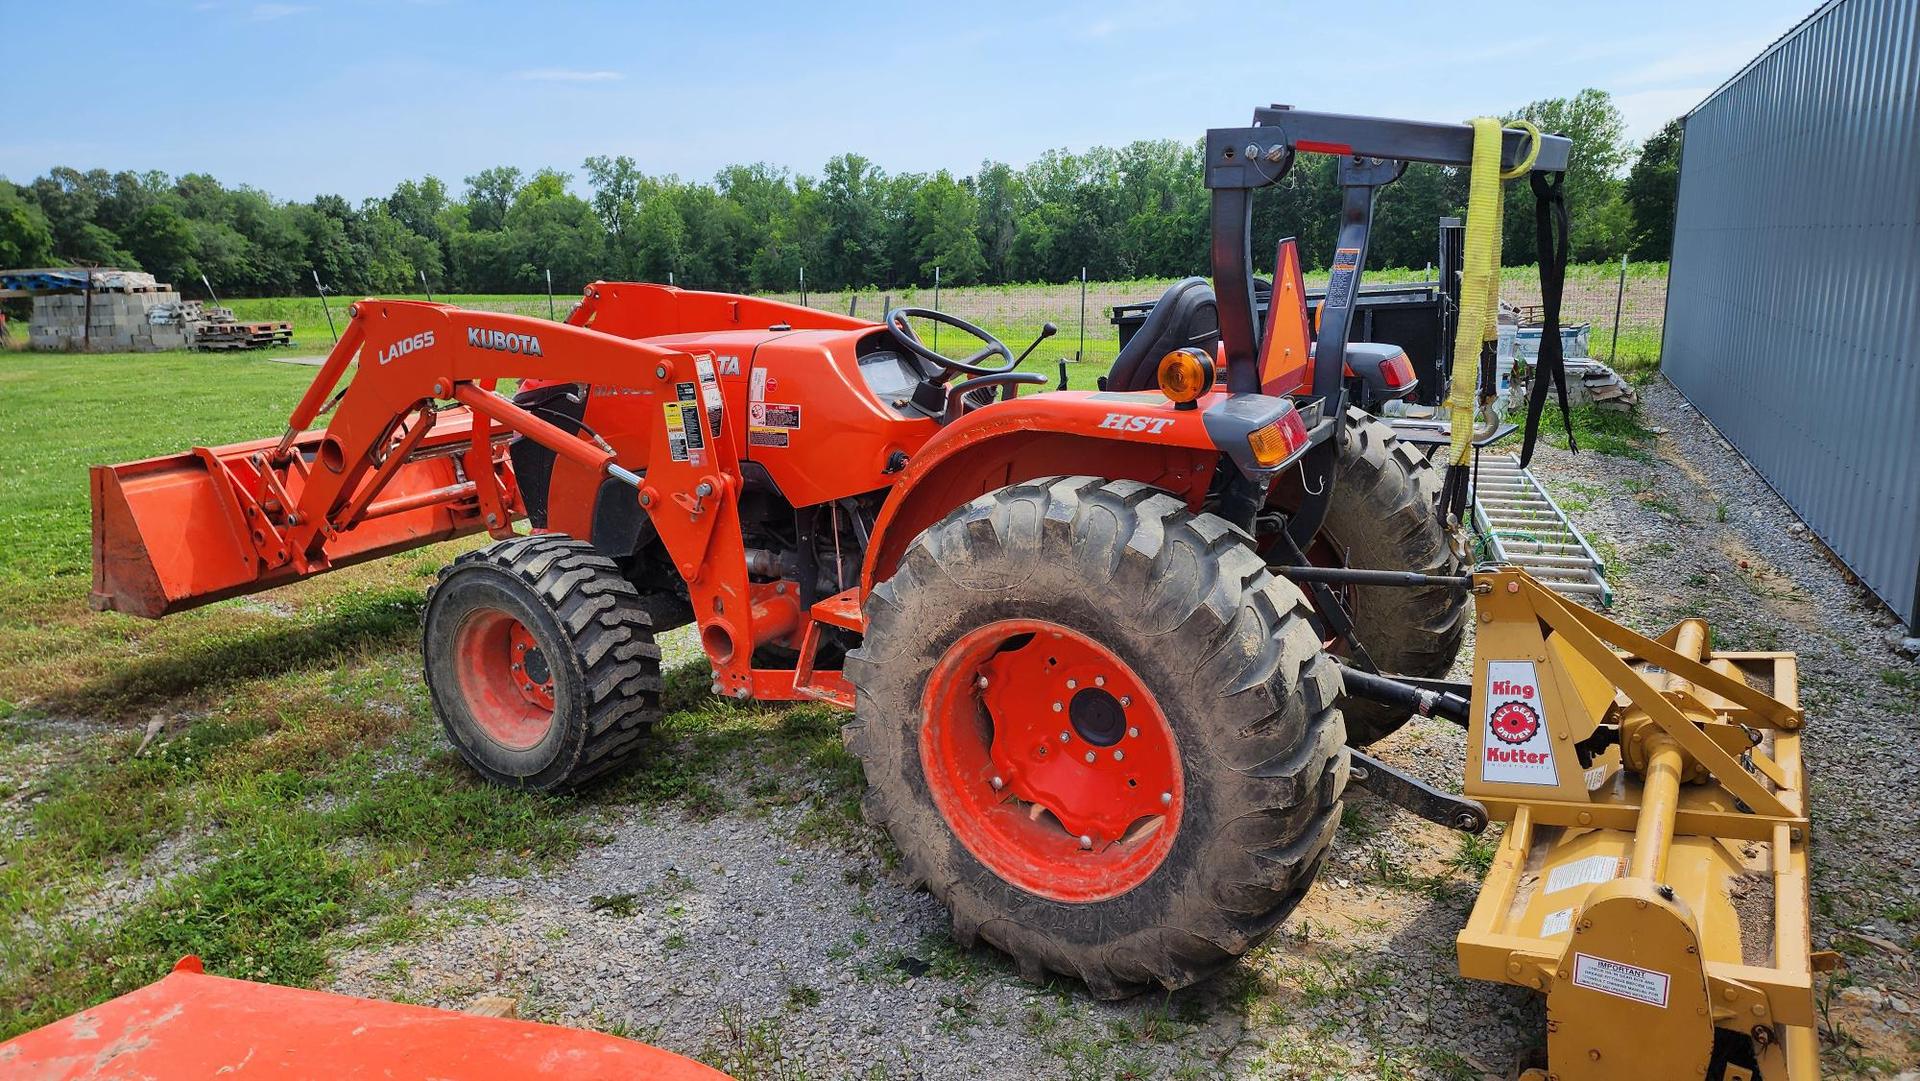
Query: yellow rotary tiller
1452 567 1823 1080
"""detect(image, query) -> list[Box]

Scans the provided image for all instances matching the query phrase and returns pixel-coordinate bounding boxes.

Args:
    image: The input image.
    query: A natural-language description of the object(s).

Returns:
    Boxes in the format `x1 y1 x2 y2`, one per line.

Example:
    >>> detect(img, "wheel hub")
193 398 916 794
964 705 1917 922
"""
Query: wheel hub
453 609 556 750
919 619 1183 903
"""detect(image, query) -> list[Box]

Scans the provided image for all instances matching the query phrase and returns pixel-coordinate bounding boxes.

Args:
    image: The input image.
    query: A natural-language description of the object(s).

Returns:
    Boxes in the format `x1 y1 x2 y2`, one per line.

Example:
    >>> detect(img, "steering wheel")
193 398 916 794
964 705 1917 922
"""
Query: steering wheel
885 307 1014 382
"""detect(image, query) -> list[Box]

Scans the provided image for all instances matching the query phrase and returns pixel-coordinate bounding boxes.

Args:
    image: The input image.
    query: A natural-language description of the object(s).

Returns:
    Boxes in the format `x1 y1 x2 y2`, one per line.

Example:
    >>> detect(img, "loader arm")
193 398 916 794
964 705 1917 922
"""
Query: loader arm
91 300 694 618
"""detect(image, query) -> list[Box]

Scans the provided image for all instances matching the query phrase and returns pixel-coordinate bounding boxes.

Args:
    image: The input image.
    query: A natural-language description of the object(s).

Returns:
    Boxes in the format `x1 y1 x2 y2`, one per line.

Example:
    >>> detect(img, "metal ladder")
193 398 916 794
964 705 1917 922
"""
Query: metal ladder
1471 453 1612 606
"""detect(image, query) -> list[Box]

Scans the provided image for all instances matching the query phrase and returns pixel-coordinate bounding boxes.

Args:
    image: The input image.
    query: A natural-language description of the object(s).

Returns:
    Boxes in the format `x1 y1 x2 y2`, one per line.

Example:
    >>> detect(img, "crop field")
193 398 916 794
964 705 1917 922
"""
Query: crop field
3 267 1909 1078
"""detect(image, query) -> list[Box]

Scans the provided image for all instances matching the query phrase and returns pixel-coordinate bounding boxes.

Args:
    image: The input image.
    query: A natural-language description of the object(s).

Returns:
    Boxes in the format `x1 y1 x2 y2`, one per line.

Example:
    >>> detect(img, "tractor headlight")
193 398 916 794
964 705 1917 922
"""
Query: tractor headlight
1156 348 1216 406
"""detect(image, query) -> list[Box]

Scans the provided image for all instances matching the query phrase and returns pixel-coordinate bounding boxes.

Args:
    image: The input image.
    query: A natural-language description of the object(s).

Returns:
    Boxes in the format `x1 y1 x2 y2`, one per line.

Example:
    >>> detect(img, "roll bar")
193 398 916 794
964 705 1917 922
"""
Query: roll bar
1206 106 1571 545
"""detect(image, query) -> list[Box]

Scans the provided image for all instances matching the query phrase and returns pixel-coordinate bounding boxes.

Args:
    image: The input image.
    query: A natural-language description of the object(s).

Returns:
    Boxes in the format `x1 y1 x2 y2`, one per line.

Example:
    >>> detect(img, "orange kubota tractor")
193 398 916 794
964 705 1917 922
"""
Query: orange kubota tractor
91 110 1568 998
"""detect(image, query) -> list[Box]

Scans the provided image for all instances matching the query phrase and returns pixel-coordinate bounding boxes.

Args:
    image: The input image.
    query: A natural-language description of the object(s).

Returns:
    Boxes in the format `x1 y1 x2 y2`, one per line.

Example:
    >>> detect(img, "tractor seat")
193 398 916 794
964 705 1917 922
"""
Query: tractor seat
1105 278 1220 392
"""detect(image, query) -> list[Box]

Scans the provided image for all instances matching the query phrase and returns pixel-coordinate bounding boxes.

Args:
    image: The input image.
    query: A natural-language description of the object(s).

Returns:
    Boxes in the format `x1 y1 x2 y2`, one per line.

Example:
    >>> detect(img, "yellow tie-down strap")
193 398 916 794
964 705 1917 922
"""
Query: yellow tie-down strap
1445 118 1539 467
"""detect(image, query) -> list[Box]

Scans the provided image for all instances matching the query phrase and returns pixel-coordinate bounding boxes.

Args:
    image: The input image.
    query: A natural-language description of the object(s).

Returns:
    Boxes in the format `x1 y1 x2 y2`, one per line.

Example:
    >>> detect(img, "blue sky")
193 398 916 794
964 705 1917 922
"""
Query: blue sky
6 0 1816 200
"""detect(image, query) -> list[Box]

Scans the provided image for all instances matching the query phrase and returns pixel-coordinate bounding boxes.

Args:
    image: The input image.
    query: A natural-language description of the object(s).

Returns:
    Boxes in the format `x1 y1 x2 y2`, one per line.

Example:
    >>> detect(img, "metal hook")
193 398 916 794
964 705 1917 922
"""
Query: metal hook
1298 462 1325 496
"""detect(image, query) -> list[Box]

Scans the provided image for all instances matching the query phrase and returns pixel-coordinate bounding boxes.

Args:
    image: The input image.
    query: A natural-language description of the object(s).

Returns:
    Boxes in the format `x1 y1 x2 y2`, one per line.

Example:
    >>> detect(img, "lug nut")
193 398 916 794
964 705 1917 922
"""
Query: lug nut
1066 679 1077 689
1127 726 1139 739
1160 792 1173 806
1058 731 1069 743
976 676 989 689
990 776 1004 790
1113 750 1125 762
1084 751 1096 763
1079 835 1093 849
1094 676 1105 687
1052 701 1062 713
1119 696 1132 707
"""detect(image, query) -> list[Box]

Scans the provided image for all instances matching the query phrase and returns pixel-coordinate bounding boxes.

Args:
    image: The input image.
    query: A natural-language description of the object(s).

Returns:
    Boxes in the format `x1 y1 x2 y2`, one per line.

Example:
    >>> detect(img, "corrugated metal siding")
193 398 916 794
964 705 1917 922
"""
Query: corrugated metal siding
1664 0 1920 630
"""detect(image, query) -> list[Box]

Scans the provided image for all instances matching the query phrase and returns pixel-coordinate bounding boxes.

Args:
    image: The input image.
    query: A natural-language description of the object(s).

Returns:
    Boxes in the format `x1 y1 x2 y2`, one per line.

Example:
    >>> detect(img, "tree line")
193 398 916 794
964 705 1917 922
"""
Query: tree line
0 89 1682 300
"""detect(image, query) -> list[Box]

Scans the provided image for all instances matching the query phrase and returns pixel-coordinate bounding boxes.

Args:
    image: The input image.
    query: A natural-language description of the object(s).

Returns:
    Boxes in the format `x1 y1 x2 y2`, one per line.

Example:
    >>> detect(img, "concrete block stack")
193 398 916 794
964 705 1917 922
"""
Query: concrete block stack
28 275 191 352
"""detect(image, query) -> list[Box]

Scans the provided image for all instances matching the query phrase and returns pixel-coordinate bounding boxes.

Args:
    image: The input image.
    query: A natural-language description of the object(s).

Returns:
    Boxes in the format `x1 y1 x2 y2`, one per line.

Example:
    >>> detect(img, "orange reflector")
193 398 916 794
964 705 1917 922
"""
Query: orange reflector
1247 411 1310 468
1156 348 1215 404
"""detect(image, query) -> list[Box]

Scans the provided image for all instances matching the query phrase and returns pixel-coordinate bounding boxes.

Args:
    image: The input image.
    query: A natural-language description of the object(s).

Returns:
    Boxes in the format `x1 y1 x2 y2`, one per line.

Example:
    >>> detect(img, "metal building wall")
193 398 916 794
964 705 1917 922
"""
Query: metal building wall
1663 0 1920 630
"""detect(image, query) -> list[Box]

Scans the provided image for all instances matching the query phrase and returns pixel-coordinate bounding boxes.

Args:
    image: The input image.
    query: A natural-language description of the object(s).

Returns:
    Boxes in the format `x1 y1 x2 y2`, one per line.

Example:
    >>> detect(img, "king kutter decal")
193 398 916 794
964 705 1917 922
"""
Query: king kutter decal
1480 660 1558 786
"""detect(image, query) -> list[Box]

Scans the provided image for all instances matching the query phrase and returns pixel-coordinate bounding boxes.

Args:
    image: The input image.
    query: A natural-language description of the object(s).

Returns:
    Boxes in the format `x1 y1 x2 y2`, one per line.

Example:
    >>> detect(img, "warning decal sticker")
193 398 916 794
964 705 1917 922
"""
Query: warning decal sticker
1539 907 1576 937
1480 660 1558 786
1545 854 1621 895
670 381 705 463
749 366 769 403
1324 247 1361 308
747 426 789 448
662 402 690 462
695 356 724 438
1572 953 1670 1008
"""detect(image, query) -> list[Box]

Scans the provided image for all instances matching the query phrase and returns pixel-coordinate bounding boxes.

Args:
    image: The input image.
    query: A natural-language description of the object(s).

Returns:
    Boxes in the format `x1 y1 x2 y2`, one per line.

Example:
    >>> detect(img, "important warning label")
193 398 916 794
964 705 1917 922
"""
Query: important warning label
1480 660 1557 786
1572 953 1670 1008
747 426 789 448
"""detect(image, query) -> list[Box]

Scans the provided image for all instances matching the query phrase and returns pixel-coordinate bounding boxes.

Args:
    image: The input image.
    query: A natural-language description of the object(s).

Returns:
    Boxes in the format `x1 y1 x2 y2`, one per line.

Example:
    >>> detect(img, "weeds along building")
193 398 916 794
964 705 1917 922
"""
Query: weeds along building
1662 0 1920 632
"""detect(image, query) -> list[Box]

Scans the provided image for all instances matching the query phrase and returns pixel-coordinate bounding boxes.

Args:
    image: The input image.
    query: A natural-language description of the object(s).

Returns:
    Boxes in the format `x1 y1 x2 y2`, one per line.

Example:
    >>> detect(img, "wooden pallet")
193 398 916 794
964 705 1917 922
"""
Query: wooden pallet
192 321 294 350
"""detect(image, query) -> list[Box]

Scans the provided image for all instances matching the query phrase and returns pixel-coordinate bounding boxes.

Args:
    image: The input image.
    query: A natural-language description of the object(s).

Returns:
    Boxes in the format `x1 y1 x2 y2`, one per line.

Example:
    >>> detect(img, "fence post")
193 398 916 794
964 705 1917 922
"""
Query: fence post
848 295 858 317
1078 267 1087 363
312 269 337 344
799 266 807 307
545 268 555 320
932 266 940 351
1608 253 1627 363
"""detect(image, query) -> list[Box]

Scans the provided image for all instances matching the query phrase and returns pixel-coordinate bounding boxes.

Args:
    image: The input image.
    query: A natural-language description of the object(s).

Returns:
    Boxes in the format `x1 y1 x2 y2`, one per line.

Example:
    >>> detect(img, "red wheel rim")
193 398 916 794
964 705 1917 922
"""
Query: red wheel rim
919 619 1183 903
452 608 556 750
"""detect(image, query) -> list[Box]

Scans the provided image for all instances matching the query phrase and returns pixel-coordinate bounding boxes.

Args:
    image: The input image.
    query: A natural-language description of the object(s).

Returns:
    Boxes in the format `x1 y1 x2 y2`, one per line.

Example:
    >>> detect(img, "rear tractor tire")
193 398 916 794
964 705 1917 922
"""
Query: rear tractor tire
845 477 1347 999
423 535 662 792
1264 407 1468 745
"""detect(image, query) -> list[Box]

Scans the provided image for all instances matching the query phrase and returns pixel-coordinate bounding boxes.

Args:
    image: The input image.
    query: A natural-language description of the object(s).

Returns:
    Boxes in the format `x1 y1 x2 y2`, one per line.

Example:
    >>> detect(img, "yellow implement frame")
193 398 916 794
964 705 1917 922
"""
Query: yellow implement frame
1457 568 1819 1080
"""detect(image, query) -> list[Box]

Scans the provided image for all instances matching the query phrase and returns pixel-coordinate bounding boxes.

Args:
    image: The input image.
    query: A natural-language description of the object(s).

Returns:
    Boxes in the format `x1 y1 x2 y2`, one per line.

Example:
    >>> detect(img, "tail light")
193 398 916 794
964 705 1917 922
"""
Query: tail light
1247 409 1311 469
1379 351 1416 392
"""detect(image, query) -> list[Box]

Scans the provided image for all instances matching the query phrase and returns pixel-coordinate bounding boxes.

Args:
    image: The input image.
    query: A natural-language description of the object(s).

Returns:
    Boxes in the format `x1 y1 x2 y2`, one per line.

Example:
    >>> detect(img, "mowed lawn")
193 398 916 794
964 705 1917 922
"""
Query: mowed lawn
0 346 861 1039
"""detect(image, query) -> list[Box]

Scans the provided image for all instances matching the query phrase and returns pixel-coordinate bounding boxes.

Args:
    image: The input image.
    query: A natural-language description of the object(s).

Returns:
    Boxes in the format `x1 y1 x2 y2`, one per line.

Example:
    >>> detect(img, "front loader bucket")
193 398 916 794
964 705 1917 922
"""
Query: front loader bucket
91 408 508 618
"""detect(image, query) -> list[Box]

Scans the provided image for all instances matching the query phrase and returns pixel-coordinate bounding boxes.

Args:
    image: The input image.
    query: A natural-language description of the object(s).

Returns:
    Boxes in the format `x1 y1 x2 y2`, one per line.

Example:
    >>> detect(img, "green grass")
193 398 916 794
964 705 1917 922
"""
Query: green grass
1525 403 1658 460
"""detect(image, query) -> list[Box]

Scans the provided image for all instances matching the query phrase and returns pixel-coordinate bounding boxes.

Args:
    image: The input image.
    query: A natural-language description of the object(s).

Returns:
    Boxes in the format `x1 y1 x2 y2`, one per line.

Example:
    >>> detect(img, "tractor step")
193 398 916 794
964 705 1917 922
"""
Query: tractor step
1471 453 1612 607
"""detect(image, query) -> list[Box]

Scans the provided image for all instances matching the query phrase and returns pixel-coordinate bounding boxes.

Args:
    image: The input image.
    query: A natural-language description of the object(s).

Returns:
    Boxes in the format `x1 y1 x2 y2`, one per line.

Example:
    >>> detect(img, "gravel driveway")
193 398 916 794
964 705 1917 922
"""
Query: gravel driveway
327 377 1919 1079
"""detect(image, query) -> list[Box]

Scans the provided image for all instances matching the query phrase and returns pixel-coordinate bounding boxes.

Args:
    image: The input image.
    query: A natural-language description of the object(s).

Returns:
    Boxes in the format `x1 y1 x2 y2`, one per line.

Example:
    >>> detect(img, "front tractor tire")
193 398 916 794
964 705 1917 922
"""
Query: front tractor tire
424 535 662 792
1265 408 1468 745
845 477 1347 999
